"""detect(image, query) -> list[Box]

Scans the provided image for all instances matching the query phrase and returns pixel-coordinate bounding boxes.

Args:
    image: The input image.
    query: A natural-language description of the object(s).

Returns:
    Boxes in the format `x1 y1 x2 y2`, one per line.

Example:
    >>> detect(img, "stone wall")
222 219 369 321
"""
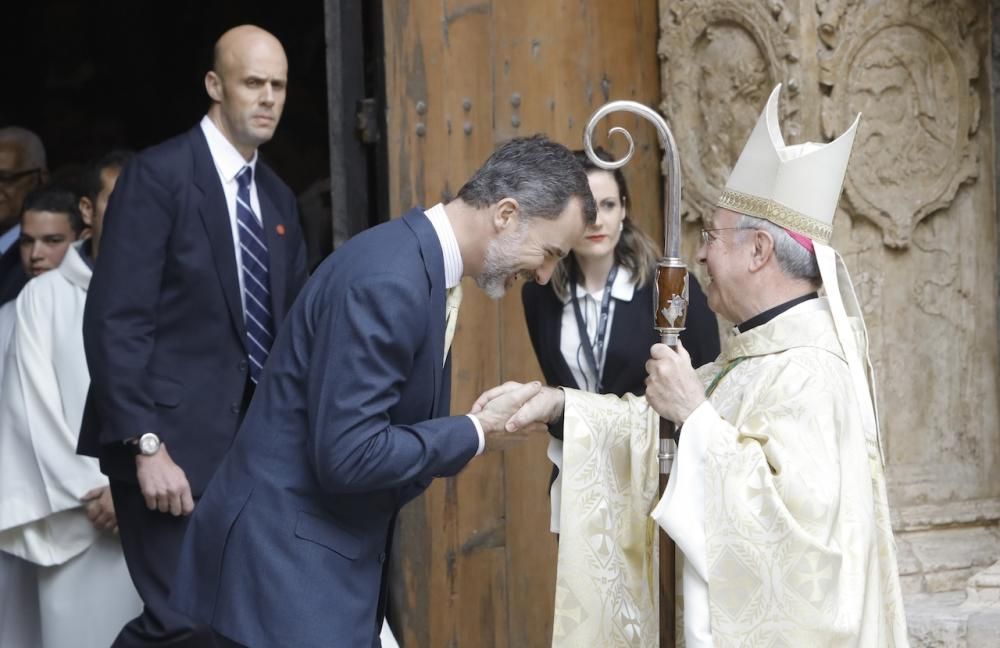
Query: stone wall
995 0 1000 366
659 0 1000 642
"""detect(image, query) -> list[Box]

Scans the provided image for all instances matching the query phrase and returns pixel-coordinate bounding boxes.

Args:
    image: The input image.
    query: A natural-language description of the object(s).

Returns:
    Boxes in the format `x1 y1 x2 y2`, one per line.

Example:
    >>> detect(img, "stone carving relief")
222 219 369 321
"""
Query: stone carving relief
659 0 805 223
819 0 982 248
660 0 1000 632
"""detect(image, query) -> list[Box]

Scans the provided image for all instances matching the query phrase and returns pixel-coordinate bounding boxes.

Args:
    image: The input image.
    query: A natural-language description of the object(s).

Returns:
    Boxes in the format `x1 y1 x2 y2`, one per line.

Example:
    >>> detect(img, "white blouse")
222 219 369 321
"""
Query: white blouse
558 266 636 392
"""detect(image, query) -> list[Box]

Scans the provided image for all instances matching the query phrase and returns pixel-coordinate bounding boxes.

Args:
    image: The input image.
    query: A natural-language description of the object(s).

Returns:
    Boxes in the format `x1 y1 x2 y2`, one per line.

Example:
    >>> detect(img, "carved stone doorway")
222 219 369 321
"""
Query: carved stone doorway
659 1 1000 643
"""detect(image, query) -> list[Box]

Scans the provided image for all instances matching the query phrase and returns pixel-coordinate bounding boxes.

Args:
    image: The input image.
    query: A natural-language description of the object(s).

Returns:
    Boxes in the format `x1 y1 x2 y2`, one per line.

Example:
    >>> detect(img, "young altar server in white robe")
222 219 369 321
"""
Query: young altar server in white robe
0 293 42 648
0 183 89 648
474 84 909 647
0 158 142 648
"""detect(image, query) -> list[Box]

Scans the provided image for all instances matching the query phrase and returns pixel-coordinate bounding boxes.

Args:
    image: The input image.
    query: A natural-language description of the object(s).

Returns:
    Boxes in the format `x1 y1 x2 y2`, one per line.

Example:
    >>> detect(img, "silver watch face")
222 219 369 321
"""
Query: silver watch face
139 433 160 456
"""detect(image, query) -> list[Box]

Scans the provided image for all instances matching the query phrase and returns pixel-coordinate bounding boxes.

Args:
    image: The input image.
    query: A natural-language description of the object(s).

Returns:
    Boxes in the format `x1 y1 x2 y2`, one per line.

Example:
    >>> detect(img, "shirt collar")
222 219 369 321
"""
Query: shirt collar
424 203 463 289
737 292 818 333
563 265 636 304
0 224 20 255
199 115 258 183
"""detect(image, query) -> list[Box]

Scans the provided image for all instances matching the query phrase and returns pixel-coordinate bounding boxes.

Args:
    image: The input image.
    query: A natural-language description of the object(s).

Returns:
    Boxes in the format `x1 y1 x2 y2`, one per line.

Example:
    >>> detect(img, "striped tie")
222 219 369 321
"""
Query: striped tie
236 166 274 383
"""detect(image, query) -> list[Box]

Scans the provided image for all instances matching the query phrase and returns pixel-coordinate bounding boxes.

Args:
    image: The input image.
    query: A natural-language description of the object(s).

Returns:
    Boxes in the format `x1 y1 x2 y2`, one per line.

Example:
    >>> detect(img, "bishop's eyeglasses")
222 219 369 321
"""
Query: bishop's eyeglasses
699 227 748 244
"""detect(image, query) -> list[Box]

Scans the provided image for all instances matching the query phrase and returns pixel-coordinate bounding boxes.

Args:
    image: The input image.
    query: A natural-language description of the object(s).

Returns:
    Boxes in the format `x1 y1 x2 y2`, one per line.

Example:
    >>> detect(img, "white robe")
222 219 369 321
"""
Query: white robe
0 299 15 393
551 298 909 647
0 299 42 648
0 244 142 648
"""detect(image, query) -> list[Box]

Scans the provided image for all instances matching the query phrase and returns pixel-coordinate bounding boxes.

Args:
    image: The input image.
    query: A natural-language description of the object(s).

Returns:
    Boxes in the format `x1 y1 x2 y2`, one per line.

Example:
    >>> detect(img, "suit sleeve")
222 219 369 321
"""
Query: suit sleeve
83 156 173 445
5 282 106 523
306 272 479 495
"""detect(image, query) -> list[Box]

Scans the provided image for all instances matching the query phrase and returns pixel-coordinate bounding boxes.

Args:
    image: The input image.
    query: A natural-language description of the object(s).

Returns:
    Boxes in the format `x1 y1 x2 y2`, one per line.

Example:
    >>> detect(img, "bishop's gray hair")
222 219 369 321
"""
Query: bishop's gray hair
0 126 47 170
737 214 820 282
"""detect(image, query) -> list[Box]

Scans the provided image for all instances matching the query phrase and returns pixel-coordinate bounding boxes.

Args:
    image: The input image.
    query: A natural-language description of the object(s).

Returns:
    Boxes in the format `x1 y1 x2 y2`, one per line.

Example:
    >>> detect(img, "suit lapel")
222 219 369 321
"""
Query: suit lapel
0 246 26 301
602 282 652 395
0 246 18 274
545 290 580 390
403 209 447 416
190 128 247 351
601 294 633 394
256 174 289 326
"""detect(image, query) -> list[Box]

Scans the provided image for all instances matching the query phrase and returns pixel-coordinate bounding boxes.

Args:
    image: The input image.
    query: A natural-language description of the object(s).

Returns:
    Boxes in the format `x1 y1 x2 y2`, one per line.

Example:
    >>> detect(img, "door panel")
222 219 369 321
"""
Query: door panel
384 2 661 645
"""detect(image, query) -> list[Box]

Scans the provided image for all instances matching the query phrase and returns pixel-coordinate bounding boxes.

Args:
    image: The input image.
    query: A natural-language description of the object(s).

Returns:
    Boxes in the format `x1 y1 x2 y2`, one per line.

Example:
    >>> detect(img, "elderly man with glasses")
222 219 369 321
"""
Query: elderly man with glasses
0 126 48 305
475 85 909 647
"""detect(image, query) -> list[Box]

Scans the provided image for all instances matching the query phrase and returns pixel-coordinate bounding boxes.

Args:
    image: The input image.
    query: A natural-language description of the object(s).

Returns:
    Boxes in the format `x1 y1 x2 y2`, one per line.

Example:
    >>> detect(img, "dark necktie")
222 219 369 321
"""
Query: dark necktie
236 166 274 383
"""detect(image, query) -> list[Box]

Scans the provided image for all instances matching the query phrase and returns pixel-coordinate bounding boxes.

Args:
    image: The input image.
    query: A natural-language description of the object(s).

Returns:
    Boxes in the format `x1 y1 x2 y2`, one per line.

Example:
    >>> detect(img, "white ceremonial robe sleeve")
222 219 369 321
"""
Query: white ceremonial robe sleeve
551 389 660 648
0 284 104 566
656 357 886 646
651 400 715 648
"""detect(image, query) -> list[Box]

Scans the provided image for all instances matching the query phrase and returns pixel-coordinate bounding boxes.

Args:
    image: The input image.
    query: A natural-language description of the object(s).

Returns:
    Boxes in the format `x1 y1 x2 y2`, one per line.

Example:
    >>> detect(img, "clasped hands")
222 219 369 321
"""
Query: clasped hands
472 341 705 435
469 381 556 452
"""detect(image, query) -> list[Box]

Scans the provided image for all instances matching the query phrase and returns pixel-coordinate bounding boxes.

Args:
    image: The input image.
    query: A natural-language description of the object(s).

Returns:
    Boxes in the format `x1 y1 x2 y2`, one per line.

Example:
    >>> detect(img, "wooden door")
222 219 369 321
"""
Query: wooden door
383 2 663 645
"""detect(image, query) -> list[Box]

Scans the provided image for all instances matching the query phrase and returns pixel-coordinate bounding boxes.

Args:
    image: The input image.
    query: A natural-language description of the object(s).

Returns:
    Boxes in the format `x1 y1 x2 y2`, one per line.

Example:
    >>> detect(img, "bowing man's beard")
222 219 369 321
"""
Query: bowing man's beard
476 224 528 299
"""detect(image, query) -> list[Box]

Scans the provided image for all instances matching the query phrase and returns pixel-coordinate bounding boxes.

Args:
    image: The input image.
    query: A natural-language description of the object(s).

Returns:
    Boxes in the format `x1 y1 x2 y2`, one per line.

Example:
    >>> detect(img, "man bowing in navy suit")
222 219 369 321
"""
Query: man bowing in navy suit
78 25 307 648
170 135 596 648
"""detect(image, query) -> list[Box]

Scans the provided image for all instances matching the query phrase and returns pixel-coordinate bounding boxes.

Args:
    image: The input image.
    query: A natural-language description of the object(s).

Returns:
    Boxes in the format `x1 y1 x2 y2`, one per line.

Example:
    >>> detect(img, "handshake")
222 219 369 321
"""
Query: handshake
468 340 707 453
468 382 566 453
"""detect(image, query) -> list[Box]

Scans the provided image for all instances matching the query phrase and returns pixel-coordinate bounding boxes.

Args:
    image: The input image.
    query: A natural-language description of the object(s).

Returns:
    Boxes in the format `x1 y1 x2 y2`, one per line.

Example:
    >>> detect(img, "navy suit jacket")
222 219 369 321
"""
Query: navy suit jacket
171 209 480 648
78 125 307 494
0 244 26 306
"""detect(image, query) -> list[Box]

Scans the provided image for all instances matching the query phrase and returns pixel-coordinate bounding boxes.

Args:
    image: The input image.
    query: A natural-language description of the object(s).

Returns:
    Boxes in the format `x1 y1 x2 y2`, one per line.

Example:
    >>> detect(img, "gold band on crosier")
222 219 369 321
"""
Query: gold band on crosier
716 189 833 244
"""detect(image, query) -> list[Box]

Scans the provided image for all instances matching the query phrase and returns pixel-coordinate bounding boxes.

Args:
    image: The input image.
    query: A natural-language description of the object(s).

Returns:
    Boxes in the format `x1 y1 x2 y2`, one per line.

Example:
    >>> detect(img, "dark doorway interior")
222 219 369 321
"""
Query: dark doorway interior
3 0 347 266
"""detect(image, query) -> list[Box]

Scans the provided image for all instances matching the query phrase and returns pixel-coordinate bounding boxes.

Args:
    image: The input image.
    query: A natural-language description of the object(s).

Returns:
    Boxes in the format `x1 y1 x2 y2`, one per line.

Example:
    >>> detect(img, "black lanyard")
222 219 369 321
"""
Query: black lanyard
570 264 618 392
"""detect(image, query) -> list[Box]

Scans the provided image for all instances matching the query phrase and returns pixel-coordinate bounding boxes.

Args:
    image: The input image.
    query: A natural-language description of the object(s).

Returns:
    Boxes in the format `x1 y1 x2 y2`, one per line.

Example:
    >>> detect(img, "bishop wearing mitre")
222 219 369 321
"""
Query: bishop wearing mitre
474 85 909 647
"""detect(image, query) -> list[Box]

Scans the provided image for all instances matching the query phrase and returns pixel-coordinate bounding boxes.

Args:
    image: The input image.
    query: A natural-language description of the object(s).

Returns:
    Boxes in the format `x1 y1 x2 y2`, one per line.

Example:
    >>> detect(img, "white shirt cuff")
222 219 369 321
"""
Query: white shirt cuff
467 414 485 455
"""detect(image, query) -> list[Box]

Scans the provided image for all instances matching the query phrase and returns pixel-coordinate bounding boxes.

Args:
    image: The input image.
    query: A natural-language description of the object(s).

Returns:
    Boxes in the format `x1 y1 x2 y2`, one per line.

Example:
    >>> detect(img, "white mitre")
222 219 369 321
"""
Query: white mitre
717 84 859 244
717 84 884 463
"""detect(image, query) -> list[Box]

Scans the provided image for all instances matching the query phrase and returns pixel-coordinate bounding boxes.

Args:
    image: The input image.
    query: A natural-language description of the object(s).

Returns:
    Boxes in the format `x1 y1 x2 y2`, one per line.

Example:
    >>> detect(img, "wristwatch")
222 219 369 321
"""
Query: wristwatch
133 432 161 457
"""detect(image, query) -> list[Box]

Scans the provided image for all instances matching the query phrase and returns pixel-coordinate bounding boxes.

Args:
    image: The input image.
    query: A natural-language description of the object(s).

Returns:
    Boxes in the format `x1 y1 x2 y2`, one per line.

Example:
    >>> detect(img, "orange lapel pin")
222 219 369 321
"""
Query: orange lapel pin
276 224 286 236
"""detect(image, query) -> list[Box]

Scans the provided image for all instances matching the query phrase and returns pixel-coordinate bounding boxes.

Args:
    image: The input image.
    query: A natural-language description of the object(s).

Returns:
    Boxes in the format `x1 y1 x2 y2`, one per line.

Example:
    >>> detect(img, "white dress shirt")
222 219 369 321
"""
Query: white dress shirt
199 116 264 317
558 265 635 392
423 203 485 455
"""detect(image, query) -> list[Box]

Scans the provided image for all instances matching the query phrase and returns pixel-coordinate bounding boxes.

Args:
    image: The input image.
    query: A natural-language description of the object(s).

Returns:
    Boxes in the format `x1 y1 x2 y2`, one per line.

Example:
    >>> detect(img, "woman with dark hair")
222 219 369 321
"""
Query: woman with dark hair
521 148 720 526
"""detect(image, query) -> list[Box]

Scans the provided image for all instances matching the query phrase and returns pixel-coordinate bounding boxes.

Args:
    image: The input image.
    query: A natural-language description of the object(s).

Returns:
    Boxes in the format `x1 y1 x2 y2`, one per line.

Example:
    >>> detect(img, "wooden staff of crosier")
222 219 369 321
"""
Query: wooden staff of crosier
583 102 687 648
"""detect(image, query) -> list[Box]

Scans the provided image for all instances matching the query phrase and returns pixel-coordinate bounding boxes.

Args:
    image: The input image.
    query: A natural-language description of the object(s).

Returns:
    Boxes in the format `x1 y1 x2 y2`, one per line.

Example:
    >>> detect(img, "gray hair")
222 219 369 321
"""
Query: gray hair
737 213 820 281
0 126 47 170
456 134 597 225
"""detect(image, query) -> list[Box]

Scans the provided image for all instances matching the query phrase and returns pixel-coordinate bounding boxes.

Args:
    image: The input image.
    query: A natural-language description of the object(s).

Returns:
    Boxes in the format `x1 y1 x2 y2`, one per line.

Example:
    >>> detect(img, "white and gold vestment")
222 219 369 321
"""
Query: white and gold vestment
551 298 908 647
